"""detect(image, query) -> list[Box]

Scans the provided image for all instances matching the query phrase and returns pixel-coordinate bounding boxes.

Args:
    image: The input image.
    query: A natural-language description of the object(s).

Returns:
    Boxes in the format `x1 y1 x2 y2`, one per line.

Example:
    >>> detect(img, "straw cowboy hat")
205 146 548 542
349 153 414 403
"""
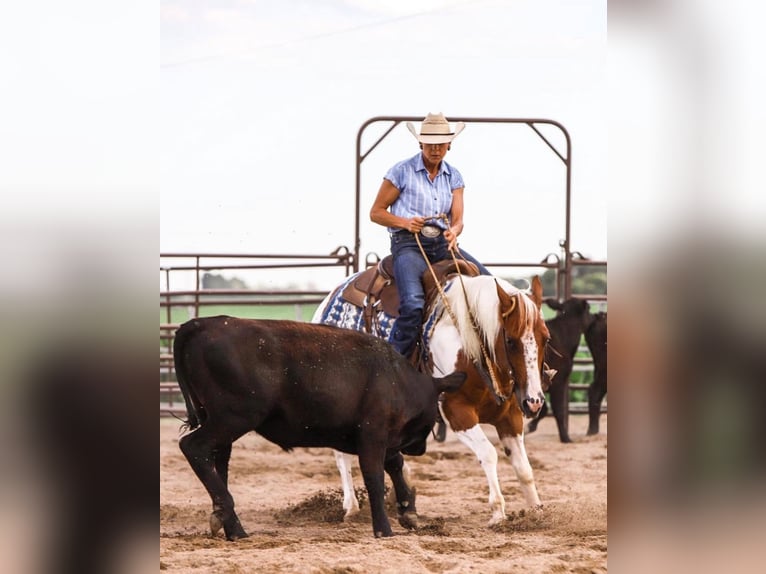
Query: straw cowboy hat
406 112 465 144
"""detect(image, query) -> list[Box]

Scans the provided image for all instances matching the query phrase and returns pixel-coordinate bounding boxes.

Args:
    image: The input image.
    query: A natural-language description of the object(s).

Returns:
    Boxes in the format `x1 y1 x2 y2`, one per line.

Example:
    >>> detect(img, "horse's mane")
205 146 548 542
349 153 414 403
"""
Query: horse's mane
440 275 539 363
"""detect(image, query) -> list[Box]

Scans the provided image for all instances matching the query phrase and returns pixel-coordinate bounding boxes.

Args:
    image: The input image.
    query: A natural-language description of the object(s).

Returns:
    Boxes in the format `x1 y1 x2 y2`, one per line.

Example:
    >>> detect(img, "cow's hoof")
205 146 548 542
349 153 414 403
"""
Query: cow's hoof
225 530 249 542
210 512 224 535
398 511 418 530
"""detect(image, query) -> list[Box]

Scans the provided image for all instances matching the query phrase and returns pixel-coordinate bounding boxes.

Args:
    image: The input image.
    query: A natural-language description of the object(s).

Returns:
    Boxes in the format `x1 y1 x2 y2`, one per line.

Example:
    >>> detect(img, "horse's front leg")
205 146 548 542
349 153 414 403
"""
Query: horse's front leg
453 425 507 526
333 450 360 519
496 413 543 509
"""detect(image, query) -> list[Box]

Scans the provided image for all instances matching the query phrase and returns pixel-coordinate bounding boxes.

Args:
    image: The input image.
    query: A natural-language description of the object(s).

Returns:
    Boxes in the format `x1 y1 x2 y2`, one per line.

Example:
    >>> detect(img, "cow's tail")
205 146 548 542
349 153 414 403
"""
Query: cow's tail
173 320 204 431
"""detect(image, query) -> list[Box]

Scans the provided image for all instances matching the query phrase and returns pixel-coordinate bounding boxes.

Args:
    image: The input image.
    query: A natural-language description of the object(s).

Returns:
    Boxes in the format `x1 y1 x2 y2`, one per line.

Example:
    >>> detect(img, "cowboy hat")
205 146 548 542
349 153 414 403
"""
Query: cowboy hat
406 112 465 144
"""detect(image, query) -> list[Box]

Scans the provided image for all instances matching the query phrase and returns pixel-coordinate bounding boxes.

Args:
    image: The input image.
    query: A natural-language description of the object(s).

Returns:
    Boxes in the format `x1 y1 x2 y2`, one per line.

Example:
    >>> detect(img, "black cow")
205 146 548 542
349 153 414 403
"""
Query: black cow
527 298 594 442
585 311 607 435
174 316 466 540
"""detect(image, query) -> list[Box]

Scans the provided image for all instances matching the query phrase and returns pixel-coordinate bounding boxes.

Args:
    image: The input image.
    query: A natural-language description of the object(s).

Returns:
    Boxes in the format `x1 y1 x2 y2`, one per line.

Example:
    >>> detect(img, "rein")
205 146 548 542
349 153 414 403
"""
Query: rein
414 224 508 404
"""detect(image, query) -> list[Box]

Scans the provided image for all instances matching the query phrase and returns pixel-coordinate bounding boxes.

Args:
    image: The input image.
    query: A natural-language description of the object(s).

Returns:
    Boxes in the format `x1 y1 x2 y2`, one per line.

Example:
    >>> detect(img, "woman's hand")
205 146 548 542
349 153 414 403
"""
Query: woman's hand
444 225 462 250
406 216 426 233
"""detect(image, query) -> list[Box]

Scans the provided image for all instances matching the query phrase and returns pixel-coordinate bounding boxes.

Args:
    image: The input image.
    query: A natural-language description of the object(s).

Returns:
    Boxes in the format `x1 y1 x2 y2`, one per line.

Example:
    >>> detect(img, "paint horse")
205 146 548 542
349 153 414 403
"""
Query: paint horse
313 262 550 526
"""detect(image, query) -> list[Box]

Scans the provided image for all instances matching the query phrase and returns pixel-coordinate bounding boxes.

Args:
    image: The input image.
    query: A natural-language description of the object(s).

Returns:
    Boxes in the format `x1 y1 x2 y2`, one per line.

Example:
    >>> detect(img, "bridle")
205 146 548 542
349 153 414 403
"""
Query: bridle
414 223 511 404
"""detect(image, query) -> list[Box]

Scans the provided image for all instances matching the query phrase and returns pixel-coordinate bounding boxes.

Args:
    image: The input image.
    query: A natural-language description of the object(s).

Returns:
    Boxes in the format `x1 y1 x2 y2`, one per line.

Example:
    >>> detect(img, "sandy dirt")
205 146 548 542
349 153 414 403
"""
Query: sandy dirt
160 414 607 573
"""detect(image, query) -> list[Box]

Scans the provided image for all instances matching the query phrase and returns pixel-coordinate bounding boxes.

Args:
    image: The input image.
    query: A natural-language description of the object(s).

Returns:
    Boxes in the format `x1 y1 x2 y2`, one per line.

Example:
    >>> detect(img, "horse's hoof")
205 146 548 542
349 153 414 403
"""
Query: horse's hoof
343 507 361 522
374 529 394 538
488 513 506 527
398 511 418 530
343 499 361 521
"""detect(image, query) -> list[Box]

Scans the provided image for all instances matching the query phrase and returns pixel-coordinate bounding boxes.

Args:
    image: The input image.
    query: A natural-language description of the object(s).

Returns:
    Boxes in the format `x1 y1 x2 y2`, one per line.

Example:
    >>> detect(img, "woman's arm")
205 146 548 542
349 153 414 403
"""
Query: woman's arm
370 179 425 233
445 187 466 249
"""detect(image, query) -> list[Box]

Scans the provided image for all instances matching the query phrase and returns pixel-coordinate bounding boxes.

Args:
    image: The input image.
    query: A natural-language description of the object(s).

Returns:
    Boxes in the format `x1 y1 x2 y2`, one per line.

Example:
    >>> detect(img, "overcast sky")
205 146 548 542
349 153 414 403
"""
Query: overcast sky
160 0 606 285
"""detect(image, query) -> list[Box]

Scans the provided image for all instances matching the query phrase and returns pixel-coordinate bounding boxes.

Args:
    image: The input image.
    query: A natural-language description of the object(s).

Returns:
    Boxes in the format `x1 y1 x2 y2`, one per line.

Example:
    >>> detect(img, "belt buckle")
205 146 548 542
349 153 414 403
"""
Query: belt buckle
421 225 441 238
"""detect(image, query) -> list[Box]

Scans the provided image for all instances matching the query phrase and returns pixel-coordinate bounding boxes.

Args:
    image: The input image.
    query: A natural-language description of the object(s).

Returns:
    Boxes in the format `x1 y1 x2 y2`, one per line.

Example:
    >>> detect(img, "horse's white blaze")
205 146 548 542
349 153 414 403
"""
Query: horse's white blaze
521 329 544 409
454 425 506 525
499 433 542 507
334 451 359 519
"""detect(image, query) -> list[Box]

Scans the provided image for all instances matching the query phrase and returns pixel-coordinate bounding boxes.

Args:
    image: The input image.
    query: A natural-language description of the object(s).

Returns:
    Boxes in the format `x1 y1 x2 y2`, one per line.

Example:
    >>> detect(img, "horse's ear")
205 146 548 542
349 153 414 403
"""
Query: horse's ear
494 279 516 317
494 279 511 307
531 276 543 308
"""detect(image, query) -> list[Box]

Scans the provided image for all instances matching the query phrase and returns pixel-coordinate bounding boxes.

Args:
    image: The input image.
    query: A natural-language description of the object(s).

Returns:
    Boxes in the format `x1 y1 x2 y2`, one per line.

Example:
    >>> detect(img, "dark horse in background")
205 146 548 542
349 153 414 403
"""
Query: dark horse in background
174 317 466 539
527 299 607 441
585 311 607 435
314 265 550 527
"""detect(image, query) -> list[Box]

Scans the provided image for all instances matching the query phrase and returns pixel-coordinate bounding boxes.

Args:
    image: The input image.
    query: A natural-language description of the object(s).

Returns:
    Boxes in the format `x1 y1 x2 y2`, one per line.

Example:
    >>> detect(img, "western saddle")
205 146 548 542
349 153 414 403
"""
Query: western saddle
340 254 480 335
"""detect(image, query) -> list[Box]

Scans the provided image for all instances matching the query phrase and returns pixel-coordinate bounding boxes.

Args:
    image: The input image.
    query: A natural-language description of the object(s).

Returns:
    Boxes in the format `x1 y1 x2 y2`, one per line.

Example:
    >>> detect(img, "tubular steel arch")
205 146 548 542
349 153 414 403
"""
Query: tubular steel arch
353 116 575 297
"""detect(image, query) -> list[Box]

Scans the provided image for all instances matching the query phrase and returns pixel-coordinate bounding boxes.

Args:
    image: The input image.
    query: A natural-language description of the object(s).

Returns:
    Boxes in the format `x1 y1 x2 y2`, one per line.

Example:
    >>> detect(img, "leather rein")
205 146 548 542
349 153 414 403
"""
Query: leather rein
414 221 513 405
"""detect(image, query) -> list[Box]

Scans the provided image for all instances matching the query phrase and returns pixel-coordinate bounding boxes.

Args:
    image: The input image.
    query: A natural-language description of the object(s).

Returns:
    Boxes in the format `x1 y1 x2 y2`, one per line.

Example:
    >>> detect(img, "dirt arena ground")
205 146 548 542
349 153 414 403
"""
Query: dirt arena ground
160 413 607 573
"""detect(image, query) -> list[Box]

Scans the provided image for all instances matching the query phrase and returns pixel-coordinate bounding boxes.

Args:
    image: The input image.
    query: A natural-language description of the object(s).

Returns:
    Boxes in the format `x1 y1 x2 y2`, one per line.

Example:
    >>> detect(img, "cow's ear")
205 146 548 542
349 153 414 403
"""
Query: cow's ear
436 371 467 394
544 297 561 311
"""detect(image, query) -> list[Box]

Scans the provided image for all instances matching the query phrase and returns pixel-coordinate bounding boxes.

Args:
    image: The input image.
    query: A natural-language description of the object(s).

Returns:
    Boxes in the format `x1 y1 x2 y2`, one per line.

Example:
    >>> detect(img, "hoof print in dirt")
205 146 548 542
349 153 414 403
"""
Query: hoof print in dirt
415 517 451 537
491 507 552 533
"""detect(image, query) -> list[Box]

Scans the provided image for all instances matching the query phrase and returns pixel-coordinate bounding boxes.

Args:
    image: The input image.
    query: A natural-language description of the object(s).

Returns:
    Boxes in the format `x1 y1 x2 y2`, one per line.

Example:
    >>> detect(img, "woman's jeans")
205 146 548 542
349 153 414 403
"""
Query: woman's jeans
388 231 490 356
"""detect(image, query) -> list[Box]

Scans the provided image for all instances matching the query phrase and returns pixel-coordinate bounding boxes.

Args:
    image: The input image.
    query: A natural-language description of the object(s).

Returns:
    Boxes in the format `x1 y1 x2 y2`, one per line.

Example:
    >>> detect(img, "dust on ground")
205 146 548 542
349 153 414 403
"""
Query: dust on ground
160 414 607 573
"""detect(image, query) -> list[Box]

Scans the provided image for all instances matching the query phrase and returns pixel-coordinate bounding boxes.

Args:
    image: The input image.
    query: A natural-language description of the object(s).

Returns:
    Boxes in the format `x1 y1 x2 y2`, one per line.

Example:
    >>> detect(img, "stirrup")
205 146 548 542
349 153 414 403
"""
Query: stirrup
433 405 447 442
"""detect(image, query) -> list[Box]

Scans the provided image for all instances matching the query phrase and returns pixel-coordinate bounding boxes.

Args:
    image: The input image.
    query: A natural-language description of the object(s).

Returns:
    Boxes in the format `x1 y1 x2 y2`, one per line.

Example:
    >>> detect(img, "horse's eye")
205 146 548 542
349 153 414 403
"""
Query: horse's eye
506 338 517 351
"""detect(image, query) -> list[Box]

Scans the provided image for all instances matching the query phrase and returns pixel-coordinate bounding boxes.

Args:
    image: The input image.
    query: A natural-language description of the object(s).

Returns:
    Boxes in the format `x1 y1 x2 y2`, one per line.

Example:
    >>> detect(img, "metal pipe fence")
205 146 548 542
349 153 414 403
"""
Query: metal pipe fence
159 252 606 418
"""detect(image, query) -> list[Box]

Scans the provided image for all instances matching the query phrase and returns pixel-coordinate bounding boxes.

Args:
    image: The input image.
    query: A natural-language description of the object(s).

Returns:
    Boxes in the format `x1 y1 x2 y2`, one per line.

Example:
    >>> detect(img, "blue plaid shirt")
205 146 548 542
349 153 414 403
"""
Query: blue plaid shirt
383 153 464 233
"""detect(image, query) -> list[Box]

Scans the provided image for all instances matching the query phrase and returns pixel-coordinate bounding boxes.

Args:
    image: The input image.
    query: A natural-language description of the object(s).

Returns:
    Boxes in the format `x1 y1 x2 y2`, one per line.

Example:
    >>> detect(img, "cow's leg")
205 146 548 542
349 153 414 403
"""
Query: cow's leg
384 451 417 530
214 442 233 487
453 425 506 526
179 427 248 541
356 446 392 538
333 450 360 519
496 411 543 510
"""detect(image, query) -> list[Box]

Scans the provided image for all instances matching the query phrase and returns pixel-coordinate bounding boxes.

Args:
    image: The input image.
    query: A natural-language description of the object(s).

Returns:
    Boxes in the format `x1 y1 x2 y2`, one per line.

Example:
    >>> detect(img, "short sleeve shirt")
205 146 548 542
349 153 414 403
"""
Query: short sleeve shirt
384 153 464 233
